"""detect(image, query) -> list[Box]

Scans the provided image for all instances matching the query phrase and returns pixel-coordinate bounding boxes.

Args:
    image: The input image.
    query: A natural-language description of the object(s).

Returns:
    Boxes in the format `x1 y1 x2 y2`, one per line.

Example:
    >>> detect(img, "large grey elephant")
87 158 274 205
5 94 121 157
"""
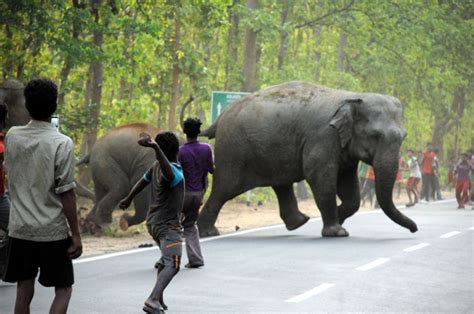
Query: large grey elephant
79 123 159 228
0 80 30 127
197 81 418 237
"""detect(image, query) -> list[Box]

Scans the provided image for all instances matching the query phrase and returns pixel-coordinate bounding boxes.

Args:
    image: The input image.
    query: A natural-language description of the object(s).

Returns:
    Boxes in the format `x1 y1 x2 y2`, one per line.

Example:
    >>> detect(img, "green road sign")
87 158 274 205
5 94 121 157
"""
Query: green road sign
211 91 250 123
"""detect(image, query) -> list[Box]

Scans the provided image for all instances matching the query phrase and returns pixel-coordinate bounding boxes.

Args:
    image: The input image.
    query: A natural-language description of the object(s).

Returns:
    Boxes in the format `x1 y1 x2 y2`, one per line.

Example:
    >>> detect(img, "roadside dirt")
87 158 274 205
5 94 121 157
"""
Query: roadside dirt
79 190 456 257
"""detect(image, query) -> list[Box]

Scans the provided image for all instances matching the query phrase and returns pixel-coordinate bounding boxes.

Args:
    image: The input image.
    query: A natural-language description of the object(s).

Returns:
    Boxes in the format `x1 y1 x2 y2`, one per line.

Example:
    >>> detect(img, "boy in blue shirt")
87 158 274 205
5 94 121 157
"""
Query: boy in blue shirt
120 131 184 313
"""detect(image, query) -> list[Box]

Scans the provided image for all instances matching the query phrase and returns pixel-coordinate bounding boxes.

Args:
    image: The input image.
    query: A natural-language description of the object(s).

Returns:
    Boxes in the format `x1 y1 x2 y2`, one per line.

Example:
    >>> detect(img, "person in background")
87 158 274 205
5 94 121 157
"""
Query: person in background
358 162 368 188
420 143 435 202
178 117 214 268
431 147 443 200
454 153 472 209
394 154 405 199
3 78 82 314
0 103 9 235
120 132 184 313
361 166 376 207
404 149 421 207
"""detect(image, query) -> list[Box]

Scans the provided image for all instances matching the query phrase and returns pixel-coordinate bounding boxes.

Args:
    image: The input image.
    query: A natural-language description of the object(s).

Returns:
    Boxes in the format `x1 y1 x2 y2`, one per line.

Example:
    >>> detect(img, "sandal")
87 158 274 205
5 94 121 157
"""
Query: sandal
143 301 165 313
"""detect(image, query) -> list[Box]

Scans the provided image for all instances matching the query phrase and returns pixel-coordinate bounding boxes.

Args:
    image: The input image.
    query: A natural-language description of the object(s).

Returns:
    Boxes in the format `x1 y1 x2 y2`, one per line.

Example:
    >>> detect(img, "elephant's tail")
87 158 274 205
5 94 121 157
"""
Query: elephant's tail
76 154 90 167
200 122 217 139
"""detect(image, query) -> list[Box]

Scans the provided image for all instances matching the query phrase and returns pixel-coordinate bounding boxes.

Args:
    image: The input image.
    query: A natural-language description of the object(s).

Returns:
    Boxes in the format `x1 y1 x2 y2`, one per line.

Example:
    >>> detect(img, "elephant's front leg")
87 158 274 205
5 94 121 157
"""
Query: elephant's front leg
307 165 349 237
337 165 361 225
272 185 310 231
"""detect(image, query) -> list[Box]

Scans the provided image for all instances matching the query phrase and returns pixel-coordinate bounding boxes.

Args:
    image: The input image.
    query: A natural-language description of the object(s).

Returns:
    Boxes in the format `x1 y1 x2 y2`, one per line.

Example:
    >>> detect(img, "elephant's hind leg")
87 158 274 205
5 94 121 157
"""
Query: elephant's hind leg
91 161 129 224
337 167 361 225
272 185 310 231
122 188 150 228
198 173 251 237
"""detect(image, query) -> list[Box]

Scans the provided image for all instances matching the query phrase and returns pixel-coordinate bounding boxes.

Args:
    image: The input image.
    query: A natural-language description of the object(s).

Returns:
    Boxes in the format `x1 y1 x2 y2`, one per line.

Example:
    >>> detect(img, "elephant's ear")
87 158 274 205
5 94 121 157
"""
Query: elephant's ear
329 99 362 149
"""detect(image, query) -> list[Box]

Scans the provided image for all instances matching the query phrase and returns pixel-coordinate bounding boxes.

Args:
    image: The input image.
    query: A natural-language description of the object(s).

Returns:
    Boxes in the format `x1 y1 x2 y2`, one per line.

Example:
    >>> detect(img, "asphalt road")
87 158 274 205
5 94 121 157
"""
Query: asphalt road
1 200 473 313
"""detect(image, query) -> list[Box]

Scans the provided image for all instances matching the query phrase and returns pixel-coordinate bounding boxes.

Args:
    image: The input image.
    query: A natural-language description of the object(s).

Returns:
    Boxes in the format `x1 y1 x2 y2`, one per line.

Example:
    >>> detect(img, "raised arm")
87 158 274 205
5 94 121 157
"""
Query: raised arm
138 133 175 182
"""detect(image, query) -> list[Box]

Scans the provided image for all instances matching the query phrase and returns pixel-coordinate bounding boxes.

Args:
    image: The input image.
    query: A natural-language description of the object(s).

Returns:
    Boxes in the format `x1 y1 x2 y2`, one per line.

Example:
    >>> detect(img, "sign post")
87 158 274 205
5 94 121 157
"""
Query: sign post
210 91 249 123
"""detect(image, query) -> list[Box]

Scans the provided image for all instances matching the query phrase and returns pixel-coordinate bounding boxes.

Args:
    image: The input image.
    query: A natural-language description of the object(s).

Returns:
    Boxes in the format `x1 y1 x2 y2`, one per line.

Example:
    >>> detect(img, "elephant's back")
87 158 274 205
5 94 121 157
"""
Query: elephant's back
90 123 158 177
221 81 355 121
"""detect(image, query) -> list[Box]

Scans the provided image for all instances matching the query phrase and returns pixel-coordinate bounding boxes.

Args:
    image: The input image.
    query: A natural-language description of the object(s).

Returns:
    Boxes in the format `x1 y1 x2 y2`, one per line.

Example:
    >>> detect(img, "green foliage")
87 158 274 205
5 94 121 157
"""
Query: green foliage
0 0 472 160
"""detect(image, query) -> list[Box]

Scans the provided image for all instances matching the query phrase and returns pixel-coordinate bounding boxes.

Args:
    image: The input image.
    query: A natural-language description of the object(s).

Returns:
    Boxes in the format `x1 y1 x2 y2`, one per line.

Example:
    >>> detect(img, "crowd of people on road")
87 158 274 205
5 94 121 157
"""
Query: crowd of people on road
359 143 474 209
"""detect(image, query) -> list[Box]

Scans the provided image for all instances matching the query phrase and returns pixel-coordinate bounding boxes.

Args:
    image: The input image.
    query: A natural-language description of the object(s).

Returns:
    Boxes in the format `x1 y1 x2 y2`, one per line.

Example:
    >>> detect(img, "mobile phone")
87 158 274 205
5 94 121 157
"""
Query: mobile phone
51 114 60 130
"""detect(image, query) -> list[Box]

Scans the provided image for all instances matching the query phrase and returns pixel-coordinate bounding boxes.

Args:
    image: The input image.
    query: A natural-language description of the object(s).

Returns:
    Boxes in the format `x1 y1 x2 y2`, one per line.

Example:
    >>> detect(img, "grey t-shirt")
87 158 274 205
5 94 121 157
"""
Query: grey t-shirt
144 161 184 230
5 120 77 241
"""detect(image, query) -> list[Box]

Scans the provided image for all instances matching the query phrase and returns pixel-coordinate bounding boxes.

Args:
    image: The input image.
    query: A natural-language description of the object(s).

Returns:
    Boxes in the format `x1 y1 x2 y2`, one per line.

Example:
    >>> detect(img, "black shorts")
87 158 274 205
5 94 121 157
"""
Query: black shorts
3 237 74 287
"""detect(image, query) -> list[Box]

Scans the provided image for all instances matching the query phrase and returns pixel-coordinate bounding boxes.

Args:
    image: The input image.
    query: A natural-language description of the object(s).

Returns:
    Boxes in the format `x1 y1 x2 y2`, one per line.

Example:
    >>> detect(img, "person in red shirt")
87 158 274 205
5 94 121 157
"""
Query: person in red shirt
420 143 435 202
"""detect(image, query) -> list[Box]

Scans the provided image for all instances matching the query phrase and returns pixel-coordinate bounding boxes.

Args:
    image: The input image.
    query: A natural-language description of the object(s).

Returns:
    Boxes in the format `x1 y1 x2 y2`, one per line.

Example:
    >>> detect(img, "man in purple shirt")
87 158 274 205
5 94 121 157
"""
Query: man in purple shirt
178 117 214 268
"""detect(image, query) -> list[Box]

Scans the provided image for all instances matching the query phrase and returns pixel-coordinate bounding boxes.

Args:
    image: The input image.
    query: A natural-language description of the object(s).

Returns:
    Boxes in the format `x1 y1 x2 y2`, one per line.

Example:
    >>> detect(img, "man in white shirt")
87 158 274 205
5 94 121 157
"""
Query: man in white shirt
3 78 82 314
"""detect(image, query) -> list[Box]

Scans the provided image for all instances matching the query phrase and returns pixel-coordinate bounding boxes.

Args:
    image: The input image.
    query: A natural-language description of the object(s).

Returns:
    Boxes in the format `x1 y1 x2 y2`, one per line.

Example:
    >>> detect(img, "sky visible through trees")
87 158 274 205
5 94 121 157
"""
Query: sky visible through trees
1 0 473 160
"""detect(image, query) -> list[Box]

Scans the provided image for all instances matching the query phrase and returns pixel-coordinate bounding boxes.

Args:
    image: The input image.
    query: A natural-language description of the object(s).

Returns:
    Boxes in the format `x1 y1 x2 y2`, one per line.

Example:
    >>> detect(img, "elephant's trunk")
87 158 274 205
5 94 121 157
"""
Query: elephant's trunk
373 147 418 233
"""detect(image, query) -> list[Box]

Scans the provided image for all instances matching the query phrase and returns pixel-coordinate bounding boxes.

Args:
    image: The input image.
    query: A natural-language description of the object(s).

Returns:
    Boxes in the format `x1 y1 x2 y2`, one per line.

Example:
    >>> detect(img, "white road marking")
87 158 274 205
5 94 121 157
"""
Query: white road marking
403 243 430 252
440 231 461 238
285 283 335 303
469 227 474 231
356 258 390 271
74 247 157 264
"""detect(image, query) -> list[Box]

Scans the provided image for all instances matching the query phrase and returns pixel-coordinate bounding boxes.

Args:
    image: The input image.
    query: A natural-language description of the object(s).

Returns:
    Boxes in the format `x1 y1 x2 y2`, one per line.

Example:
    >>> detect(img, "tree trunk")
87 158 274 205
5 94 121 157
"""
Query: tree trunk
58 0 81 109
3 25 14 79
337 30 346 73
86 0 103 148
242 0 258 92
224 0 240 90
431 85 466 159
168 14 181 131
277 0 290 70
80 0 103 186
79 65 94 186
313 26 323 81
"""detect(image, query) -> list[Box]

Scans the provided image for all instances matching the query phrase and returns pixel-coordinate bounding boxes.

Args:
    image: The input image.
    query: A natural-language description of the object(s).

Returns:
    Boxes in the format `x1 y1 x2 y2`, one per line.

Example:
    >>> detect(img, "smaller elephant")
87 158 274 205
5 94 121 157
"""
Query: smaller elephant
80 123 159 228
0 80 31 127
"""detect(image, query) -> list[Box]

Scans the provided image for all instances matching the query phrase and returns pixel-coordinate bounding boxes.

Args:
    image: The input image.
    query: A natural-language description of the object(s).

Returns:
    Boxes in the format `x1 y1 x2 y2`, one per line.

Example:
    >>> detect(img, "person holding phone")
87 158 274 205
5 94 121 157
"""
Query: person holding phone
3 78 82 314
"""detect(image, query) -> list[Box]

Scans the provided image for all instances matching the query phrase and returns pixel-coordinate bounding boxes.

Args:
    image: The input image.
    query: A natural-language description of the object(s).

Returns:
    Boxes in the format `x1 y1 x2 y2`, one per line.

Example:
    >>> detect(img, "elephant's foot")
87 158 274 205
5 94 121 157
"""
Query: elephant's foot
321 224 349 237
198 225 220 238
284 213 310 231
81 213 103 236
119 214 130 231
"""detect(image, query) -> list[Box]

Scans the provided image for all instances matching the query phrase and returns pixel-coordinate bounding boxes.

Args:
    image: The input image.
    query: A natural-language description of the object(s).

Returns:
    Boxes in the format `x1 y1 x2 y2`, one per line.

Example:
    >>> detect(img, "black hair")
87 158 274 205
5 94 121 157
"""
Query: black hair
24 78 57 120
433 147 440 153
155 131 180 161
183 117 202 138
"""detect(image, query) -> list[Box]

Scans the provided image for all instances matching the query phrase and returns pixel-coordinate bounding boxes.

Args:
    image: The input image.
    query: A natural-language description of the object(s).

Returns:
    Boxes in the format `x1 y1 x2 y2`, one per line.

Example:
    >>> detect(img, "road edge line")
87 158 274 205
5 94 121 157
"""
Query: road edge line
74 199 456 264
